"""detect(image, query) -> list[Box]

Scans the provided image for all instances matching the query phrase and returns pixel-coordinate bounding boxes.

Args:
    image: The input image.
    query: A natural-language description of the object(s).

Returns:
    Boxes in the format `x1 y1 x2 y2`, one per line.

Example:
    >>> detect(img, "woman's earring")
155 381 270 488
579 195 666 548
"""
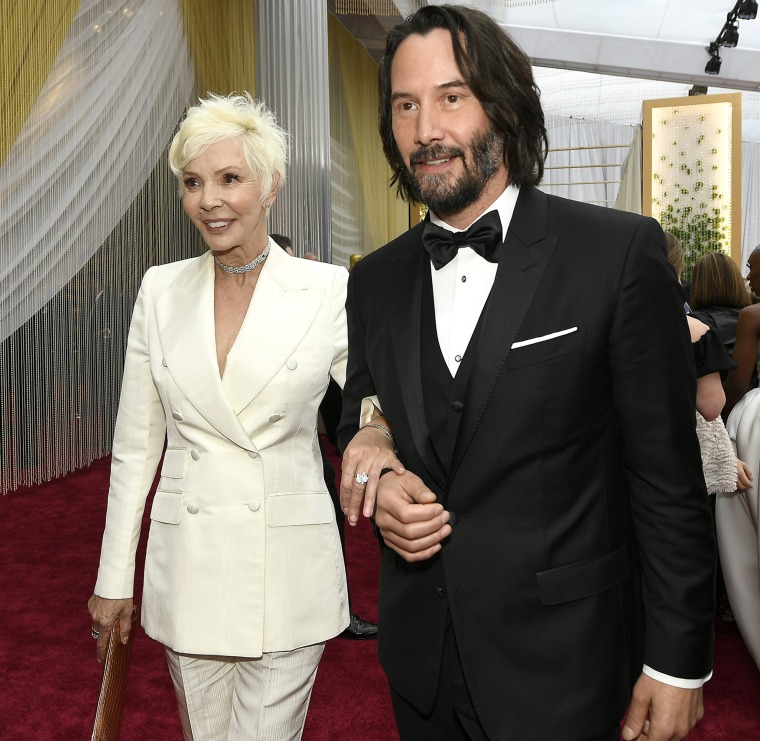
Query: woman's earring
264 202 271 210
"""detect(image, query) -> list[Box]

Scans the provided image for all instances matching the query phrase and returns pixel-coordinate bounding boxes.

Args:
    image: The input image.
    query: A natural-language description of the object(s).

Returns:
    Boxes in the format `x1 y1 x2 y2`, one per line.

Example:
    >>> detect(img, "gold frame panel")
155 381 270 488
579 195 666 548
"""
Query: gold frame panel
643 93 742 266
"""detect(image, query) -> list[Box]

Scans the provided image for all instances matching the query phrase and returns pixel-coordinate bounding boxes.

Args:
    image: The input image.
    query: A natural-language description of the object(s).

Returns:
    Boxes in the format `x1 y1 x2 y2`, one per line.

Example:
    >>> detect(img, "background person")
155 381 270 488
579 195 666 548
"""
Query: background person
88 92 397 740
723 246 760 416
725 302 760 417
664 231 692 311
723 379 760 672
339 6 715 741
665 233 751 494
689 251 757 423
270 232 294 255
744 245 760 299
689 250 753 360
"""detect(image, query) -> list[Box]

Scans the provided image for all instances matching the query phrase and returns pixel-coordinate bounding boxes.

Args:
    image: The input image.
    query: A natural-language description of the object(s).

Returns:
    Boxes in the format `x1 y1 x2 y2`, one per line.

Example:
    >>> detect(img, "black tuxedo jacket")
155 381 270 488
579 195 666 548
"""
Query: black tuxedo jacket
338 186 715 740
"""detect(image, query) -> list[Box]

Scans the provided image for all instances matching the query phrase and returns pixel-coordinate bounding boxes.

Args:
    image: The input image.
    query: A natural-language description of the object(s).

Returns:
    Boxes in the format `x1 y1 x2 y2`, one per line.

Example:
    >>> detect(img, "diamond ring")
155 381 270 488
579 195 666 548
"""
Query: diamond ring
355 472 369 485
91 628 101 640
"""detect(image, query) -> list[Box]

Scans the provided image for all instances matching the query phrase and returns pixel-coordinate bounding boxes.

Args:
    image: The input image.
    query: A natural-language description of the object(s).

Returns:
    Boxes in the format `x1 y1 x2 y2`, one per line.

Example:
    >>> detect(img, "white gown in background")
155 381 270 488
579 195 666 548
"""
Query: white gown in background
723 388 760 671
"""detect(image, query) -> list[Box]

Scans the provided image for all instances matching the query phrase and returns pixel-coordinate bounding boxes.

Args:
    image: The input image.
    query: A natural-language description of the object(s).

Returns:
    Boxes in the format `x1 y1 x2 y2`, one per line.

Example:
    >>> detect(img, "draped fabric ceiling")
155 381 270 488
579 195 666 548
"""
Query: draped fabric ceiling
0 0 195 344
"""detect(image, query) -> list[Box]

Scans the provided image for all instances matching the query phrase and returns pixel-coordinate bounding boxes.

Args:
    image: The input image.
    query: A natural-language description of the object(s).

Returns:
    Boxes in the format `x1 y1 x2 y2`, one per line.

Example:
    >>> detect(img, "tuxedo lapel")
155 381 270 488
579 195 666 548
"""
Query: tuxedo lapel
449 187 558 481
388 227 448 489
154 253 255 450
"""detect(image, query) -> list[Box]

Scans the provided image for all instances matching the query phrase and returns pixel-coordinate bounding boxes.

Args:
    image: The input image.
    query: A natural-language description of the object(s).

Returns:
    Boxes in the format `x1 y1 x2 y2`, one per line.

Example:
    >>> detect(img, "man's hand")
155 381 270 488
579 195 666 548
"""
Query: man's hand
622 674 704 741
87 595 134 663
375 470 452 562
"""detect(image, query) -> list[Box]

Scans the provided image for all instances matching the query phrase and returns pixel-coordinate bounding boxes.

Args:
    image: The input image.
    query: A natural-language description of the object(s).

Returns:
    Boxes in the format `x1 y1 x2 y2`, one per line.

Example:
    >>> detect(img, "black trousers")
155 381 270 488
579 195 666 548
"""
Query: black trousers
389 621 620 741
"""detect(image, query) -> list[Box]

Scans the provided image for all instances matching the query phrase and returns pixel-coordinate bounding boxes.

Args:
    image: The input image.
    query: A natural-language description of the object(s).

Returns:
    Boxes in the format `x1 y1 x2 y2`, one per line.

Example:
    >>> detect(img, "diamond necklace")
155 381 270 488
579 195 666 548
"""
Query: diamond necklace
213 243 270 274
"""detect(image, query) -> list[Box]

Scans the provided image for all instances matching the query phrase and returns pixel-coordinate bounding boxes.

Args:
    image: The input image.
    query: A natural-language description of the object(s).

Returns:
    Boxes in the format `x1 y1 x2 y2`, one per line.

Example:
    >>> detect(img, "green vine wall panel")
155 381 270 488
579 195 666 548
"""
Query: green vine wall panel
644 94 742 280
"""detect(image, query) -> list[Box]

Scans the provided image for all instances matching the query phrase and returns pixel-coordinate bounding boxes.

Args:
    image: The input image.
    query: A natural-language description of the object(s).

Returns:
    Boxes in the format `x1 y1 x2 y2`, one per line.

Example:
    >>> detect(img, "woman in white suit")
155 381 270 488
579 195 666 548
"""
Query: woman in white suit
88 93 400 740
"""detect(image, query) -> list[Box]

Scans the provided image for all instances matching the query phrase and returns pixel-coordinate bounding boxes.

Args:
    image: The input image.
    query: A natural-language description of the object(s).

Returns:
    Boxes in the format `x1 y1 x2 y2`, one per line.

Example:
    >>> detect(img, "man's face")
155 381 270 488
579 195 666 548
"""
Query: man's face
390 29 508 226
747 252 760 295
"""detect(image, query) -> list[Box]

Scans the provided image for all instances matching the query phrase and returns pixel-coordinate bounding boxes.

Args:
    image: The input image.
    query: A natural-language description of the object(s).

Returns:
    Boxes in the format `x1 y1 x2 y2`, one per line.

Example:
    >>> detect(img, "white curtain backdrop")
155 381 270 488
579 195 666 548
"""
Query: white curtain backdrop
0 0 197 493
742 141 760 262
541 115 760 265
0 0 194 344
540 115 636 208
256 0 333 262
614 125 643 215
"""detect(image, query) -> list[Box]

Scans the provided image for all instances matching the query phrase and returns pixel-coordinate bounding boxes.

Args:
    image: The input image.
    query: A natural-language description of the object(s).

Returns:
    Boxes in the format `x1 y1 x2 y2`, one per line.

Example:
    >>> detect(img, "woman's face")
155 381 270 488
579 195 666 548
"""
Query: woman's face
181 138 272 255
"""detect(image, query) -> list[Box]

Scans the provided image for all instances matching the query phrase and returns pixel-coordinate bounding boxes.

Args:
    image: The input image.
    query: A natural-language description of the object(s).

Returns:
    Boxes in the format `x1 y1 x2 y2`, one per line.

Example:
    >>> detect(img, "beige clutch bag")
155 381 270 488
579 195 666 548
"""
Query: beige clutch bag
91 606 137 741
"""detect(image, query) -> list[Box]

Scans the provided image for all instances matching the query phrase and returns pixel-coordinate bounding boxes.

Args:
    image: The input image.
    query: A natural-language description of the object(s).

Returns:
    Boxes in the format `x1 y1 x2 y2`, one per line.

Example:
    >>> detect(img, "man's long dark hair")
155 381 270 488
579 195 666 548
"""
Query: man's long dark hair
379 4 548 200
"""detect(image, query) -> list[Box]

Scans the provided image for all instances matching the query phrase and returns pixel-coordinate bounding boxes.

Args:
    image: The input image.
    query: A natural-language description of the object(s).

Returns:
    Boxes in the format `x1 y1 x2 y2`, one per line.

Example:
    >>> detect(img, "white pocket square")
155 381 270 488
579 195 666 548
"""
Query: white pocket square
511 327 578 349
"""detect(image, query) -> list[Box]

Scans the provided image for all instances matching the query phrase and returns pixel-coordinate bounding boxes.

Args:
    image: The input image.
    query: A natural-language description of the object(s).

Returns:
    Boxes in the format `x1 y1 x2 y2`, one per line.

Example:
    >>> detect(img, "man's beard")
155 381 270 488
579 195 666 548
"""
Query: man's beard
403 127 504 219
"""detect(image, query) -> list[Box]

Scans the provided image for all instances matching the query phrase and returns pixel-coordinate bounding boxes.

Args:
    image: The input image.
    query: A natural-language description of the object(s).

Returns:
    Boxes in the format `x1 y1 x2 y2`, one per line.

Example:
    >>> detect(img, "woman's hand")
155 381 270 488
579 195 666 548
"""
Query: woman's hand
340 419 405 525
87 595 134 663
736 458 753 491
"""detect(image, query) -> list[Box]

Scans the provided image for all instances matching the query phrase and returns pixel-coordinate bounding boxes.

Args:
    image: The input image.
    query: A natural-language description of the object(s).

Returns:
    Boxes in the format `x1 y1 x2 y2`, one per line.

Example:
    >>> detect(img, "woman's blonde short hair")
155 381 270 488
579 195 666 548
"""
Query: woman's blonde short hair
690 251 751 309
168 92 288 201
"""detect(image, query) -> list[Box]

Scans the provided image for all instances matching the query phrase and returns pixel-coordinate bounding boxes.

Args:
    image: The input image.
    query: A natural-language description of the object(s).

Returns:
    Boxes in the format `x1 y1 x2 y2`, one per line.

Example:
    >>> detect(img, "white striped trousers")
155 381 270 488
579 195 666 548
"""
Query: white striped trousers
165 642 325 740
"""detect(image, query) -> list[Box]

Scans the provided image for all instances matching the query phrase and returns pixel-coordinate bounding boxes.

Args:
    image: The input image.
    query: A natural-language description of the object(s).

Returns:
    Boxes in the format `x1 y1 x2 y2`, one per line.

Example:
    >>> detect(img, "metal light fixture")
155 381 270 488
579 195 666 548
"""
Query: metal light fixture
704 1 758 76
705 42 722 74
719 17 740 46
737 1 758 20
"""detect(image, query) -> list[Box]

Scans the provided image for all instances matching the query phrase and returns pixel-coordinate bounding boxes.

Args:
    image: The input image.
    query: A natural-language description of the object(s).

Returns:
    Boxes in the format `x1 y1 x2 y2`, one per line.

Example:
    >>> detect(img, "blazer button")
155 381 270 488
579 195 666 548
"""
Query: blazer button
172 411 183 421
433 585 447 599
268 414 282 423
248 450 259 459
286 358 298 370
451 401 464 412
187 504 199 514
191 449 200 460
248 501 261 512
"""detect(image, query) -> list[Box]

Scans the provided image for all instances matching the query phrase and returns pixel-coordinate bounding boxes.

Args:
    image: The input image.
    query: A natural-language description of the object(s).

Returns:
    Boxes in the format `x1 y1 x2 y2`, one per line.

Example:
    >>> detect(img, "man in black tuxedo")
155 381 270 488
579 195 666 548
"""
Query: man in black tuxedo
337 6 715 741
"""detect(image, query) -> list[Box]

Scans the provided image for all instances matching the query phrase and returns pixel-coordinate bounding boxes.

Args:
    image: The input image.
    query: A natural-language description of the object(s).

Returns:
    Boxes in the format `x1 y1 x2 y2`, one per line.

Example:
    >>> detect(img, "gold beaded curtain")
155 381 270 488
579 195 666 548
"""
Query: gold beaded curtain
179 0 256 98
0 0 80 166
328 13 408 262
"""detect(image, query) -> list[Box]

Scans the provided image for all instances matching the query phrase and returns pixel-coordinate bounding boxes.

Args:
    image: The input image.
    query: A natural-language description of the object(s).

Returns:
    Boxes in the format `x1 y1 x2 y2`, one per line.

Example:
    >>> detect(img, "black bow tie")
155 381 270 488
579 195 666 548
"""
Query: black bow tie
422 210 503 270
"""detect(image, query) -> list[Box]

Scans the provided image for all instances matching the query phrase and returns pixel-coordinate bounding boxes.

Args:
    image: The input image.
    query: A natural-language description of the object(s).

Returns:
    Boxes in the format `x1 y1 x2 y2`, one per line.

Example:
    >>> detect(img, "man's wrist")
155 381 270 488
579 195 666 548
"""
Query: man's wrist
642 664 711 689
372 469 395 520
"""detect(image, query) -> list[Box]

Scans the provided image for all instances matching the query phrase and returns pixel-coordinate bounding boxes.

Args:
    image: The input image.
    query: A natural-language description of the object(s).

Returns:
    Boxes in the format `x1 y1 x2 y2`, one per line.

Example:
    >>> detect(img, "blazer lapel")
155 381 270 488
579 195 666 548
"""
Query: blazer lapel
389 226 448 489
153 253 255 451
449 186 558 481
222 245 325 414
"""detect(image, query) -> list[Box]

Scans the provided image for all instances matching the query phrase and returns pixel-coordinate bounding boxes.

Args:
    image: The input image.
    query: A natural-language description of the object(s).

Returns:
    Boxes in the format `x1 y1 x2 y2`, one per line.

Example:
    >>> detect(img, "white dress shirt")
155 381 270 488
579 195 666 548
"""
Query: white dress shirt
429 185 518 376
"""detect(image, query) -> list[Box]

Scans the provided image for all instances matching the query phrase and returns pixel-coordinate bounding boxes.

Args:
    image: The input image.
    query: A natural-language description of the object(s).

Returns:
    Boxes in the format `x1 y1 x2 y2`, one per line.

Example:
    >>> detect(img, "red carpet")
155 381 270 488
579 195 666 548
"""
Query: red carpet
0 456 757 740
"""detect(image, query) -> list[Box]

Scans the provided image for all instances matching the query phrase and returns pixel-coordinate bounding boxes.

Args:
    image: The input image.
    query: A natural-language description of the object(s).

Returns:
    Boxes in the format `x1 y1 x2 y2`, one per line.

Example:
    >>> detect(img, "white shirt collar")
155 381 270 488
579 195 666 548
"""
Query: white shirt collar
429 184 520 243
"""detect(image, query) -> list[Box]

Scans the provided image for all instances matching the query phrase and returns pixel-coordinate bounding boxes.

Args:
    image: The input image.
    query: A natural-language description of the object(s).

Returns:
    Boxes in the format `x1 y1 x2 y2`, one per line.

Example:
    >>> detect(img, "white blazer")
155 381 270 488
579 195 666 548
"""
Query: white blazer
94 242 350 657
